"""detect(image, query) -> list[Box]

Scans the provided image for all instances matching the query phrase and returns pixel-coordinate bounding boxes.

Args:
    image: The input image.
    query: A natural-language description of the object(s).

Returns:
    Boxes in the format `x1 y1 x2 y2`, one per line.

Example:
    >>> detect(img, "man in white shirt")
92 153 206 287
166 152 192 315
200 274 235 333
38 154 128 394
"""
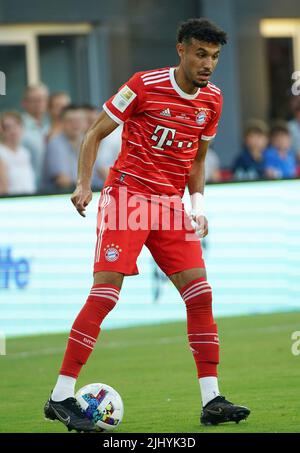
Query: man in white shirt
0 111 36 195
21 84 50 188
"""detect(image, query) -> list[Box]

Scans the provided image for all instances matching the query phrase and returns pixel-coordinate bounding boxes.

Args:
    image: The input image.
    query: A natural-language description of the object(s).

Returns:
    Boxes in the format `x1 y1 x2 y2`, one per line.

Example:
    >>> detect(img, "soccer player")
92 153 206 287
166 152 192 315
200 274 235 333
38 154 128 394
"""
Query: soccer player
44 18 251 431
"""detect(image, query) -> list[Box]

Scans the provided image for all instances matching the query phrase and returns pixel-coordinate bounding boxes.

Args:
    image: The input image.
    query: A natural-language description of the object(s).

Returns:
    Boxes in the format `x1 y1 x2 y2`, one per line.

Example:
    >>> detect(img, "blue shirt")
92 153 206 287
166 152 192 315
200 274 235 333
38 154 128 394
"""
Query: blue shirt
21 112 50 188
232 147 266 180
264 146 297 179
43 133 103 191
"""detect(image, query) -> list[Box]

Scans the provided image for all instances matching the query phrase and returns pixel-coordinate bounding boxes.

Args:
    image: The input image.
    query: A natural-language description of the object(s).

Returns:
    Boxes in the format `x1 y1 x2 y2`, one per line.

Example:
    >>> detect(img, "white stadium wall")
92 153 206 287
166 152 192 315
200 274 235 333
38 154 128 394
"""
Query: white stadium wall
0 180 299 337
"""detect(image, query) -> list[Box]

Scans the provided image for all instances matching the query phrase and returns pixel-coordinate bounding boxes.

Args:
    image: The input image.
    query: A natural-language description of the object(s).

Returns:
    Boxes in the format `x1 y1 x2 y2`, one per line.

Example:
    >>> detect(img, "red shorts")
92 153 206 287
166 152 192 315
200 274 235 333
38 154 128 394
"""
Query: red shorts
93 186 205 276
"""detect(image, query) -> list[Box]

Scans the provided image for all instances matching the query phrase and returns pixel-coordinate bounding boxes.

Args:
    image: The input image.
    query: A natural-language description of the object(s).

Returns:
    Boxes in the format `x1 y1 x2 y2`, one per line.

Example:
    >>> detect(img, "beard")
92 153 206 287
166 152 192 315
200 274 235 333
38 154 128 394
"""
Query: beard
192 80 209 88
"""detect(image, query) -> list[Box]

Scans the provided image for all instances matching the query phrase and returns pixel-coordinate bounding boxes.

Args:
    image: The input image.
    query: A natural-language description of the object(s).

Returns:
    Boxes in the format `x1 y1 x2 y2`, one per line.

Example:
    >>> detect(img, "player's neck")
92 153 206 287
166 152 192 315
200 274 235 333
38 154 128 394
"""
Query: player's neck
174 66 199 95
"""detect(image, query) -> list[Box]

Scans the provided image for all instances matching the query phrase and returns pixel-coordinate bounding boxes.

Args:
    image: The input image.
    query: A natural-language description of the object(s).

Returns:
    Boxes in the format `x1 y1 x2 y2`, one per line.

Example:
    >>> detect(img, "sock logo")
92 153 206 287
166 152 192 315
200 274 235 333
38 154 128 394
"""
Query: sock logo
189 346 198 354
83 337 95 347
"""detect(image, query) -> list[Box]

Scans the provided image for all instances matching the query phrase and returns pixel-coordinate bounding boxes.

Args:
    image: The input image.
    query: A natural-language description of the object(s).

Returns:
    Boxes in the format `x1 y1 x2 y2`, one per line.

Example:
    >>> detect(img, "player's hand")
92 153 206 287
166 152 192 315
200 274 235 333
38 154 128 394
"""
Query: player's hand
71 184 93 217
190 212 208 238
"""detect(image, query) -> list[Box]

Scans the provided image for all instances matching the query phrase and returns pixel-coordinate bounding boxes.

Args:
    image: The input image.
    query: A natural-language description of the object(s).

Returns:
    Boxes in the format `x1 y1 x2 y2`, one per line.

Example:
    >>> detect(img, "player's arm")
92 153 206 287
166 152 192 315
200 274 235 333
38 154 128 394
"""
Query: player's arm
188 139 210 194
188 91 222 237
187 139 210 238
71 111 119 217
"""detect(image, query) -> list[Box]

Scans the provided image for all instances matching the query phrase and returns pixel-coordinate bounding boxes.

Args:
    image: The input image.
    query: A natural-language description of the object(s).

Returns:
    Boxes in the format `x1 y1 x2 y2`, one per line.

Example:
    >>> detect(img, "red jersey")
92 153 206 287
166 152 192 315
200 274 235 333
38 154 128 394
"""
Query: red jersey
103 67 223 198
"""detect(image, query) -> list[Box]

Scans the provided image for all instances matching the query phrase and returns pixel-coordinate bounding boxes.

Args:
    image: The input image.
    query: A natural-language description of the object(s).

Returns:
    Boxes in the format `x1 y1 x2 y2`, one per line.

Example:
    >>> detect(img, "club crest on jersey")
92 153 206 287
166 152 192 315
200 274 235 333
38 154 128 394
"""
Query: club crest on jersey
104 244 122 262
196 110 207 125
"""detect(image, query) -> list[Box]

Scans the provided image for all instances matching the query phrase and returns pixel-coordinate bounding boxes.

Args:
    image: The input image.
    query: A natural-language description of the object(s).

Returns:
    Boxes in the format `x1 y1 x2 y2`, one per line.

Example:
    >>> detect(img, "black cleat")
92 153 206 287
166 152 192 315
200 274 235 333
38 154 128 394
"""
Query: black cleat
200 395 251 426
44 395 97 433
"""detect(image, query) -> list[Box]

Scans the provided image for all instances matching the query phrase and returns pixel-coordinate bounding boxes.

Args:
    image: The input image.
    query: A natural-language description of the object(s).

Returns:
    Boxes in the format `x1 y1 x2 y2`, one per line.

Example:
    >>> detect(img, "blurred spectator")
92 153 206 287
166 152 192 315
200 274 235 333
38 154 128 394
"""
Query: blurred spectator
0 111 36 195
232 119 269 180
204 147 221 182
95 125 122 184
21 84 50 188
47 91 71 141
81 104 99 132
288 96 300 162
43 105 103 191
43 105 86 191
264 121 297 179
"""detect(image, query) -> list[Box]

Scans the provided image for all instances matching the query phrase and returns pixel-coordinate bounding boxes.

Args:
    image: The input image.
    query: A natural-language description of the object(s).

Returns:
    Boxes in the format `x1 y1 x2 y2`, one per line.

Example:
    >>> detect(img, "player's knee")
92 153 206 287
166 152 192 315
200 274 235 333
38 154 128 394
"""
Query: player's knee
93 271 124 288
170 268 207 290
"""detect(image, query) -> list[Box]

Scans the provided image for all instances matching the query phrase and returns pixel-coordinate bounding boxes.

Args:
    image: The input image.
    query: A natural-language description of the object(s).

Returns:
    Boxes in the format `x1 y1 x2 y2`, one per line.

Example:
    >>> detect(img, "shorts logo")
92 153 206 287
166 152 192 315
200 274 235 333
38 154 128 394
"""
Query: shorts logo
112 85 137 113
196 110 207 125
104 244 122 262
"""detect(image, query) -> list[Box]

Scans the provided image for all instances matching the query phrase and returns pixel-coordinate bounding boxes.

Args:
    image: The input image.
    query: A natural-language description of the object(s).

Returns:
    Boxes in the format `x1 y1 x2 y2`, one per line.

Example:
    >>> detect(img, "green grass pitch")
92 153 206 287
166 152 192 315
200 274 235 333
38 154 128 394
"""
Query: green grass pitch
1 312 300 433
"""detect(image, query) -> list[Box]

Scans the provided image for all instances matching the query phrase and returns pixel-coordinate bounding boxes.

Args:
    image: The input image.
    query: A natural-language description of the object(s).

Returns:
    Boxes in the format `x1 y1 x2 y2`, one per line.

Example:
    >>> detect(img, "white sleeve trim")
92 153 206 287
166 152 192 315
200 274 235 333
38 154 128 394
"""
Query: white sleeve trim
201 133 216 141
103 104 124 125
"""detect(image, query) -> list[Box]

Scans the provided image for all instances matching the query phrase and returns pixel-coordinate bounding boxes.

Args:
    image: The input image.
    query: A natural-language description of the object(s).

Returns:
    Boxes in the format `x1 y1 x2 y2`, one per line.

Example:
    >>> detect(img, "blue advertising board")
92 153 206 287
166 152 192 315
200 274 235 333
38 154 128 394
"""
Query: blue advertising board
0 180 299 337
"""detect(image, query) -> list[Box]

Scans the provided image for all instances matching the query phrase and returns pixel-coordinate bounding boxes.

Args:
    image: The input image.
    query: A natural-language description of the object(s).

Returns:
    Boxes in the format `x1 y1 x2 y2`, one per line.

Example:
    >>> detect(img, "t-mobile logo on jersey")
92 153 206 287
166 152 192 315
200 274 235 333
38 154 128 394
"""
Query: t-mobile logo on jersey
151 124 193 151
151 125 176 150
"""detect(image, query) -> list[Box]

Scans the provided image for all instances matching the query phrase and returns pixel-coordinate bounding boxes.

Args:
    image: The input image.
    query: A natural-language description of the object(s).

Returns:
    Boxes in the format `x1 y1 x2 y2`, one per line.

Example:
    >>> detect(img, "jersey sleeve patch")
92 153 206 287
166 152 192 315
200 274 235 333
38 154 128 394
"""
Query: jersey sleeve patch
112 85 137 113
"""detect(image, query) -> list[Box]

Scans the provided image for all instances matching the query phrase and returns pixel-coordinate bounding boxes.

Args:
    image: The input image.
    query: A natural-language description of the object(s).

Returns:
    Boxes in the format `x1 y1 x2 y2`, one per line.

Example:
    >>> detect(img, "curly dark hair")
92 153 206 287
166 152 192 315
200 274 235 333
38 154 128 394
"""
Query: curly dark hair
177 18 227 45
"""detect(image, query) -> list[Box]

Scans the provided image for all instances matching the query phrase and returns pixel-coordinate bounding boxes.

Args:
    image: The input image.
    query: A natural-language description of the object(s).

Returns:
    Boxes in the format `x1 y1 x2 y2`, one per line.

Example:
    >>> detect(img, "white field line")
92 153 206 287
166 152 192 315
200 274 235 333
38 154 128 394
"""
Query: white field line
5 336 185 359
4 322 300 359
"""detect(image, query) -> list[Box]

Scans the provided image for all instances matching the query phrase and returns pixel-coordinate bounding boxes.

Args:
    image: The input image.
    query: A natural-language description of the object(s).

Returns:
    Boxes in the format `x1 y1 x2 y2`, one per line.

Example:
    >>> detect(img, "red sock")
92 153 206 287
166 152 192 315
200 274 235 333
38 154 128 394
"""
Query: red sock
180 278 219 378
60 284 120 378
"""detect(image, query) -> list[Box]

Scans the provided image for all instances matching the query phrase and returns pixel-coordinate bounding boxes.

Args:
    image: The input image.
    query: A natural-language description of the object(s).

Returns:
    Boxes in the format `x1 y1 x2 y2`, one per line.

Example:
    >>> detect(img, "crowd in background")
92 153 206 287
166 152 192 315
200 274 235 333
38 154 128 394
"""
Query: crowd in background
0 83 300 196
206 95 300 183
0 84 122 196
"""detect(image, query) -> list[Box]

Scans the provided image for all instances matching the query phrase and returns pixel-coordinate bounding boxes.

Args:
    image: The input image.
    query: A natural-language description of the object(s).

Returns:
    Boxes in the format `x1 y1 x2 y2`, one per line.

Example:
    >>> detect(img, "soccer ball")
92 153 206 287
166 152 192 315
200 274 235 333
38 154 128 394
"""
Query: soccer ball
75 383 124 432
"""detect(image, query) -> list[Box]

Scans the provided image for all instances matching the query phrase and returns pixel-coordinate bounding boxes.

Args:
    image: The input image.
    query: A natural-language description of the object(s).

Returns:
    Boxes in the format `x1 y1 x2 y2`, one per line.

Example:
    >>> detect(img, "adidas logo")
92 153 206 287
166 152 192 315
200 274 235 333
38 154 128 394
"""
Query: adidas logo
160 108 171 117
